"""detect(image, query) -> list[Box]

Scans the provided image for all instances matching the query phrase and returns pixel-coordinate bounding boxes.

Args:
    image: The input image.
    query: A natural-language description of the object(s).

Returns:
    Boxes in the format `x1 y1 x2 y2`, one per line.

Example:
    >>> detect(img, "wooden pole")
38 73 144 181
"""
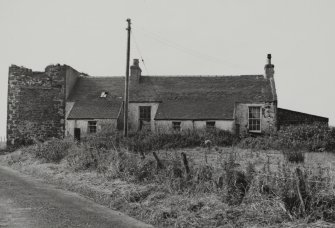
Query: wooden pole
124 18 131 137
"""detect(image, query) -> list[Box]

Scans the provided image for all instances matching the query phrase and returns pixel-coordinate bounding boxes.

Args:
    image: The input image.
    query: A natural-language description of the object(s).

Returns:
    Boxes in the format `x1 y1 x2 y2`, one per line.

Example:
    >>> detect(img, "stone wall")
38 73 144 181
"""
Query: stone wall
235 102 277 135
7 64 79 145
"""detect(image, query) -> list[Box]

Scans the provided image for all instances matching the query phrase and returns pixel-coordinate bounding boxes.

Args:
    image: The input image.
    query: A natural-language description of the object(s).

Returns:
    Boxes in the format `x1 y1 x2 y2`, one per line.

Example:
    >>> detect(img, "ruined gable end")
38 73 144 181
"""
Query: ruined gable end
7 64 80 145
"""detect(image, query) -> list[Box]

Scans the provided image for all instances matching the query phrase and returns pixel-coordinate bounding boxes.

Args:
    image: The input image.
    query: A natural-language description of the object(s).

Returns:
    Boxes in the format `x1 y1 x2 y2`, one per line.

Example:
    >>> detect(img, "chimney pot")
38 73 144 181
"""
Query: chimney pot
264 54 274 79
133 59 139 66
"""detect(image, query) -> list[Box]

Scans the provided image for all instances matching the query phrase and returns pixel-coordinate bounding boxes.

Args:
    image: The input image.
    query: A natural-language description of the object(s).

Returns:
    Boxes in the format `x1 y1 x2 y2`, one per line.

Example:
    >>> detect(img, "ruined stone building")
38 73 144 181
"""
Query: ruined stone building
7 54 328 145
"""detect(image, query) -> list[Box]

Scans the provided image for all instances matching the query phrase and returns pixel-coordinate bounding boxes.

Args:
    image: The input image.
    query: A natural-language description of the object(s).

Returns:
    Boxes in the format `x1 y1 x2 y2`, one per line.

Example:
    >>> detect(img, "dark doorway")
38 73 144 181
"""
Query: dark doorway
74 128 81 142
139 106 151 131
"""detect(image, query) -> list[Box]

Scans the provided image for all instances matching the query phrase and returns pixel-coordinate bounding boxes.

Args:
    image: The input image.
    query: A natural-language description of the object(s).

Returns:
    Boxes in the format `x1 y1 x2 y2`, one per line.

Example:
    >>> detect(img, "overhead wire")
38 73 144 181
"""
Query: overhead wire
135 26 254 72
131 30 150 75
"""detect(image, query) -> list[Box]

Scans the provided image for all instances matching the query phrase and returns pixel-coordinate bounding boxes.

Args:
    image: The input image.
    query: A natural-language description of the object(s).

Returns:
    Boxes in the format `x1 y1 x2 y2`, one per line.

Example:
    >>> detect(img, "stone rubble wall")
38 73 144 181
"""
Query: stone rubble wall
7 64 68 145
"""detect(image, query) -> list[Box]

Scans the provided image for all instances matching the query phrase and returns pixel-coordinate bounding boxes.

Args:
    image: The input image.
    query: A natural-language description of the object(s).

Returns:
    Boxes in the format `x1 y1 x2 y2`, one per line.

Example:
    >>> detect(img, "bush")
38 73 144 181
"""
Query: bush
325 127 335 151
239 123 335 152
283 150 305 163
82 129 237 155
23 138 73 163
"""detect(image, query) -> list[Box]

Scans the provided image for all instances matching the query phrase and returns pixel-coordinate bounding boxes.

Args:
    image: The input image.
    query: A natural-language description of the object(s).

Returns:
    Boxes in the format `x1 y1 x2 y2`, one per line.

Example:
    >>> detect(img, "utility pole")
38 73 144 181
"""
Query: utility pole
124 18 131 137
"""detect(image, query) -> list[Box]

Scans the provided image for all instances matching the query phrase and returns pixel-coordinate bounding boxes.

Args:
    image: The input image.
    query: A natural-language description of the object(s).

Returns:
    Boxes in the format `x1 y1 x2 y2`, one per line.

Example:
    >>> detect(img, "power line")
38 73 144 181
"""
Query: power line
135 26 254 71
131 30 150 75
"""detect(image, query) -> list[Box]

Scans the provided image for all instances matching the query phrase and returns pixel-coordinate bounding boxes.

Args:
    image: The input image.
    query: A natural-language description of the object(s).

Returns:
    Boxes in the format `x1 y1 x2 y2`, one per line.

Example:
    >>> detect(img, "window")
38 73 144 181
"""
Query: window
100 91 108 98
88 121 97 133
139 106 151 131
172 121 181 131
206 121 215 129
249 107 261 132
139 106 151 120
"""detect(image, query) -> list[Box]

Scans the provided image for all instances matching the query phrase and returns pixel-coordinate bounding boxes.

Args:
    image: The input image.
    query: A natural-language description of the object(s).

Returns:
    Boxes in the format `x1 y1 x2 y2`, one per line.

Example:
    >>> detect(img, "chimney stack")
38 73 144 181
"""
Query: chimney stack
130 59 142 83
264 54 274 79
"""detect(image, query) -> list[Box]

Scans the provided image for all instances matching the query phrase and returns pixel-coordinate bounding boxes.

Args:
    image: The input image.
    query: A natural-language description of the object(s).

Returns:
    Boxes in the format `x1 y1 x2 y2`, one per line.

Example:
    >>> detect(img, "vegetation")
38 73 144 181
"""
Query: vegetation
239 123 335 152
84 128 237 152
1 124 335 227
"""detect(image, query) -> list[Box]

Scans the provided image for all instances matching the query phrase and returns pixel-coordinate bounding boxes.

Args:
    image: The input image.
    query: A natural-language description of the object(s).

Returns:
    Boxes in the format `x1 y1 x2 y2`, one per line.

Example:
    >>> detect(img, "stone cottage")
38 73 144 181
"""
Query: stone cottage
6 54 328 145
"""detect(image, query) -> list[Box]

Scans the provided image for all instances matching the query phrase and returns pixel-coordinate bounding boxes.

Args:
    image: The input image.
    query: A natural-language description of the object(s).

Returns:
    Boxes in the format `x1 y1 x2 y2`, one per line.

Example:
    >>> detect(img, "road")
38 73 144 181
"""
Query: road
0 166 153 228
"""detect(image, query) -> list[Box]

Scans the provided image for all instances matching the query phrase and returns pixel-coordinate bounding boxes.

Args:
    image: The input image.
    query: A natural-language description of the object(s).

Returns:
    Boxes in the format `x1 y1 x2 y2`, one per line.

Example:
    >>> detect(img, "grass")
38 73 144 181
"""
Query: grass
1 124 334 227
1 142 335 228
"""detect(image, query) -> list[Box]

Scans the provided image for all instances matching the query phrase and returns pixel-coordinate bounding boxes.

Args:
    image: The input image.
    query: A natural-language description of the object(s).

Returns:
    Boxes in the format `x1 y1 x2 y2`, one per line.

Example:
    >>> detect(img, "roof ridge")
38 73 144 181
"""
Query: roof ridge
80 76 124 79
141 74 263 77
85 75 264 79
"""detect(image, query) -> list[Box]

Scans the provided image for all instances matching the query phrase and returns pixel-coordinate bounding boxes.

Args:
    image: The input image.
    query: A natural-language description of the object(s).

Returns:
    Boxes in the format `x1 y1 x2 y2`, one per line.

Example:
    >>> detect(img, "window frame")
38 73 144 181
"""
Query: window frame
139 106 151 121
172 121 181 131
248 106 261 133
206 121 216 130
88 121 97 134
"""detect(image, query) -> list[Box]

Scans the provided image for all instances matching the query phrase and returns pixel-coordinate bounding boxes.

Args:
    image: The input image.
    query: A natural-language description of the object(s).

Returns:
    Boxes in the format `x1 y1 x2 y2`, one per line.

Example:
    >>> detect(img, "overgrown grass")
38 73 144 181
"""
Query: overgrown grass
84 128 237 153
2 124 335 227
239 123 335 152
61 140 335 226
21 138 73 163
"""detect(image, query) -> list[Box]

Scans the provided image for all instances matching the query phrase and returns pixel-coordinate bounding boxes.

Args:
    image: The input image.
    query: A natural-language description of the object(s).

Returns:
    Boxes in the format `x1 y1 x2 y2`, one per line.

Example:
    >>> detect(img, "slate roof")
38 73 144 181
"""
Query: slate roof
67 75 275 120
67 100 122 119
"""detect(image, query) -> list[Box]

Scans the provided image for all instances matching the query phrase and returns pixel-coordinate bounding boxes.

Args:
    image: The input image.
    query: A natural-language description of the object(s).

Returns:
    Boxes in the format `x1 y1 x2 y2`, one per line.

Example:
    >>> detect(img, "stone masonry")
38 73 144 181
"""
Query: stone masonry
7 64 78 145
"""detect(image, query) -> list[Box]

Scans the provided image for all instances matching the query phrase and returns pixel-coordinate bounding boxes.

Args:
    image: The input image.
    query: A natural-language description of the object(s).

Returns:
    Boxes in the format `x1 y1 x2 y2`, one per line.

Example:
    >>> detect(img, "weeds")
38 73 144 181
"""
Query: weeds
22 138 72 163
82 129 237 154
239 123 335 152
3 125 335 227
283 150 305 163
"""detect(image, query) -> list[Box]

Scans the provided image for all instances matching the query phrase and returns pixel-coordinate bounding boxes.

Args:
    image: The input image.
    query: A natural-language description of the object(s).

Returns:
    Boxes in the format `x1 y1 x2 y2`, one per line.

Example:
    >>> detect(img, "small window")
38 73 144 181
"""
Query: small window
100 91 108 98
88 121 97 133
172 121 181 131
206 121 215 129
249 107 261 132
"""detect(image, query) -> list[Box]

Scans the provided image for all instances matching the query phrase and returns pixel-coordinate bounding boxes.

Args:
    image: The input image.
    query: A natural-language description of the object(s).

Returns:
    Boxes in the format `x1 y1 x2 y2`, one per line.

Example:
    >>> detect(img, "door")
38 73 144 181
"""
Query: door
74 128 81 142
139 106 151 131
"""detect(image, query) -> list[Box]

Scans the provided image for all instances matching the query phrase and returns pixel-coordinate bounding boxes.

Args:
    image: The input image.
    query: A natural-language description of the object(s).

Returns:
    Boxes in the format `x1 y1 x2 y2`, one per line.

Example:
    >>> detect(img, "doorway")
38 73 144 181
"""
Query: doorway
74 128 81 142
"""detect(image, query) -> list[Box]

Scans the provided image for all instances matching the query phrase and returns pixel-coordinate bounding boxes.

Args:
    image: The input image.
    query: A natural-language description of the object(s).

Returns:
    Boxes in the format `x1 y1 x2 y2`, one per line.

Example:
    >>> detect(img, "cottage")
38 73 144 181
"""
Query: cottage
6 54 328 145
65 55 277 137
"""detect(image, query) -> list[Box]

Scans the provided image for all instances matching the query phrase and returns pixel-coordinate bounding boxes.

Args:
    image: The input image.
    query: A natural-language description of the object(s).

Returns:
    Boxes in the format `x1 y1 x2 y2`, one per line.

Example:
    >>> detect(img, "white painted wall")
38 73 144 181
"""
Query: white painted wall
128 102 159 132
66 119 117 137
194 120 234 131
155 120 234 132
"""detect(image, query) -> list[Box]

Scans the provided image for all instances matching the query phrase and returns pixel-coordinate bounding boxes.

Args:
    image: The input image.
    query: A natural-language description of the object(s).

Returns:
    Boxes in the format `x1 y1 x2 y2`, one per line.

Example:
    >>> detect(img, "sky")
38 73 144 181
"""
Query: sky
0 0 334 138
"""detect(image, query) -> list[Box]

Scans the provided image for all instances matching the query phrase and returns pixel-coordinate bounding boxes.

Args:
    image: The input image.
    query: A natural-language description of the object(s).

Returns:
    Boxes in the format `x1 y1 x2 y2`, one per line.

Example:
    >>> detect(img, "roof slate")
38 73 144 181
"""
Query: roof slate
67 75 275 120
67 100 122 119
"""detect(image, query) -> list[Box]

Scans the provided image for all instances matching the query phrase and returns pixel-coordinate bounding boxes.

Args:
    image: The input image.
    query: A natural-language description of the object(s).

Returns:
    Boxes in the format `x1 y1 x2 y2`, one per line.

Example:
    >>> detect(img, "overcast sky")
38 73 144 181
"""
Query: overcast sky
0 0 334 138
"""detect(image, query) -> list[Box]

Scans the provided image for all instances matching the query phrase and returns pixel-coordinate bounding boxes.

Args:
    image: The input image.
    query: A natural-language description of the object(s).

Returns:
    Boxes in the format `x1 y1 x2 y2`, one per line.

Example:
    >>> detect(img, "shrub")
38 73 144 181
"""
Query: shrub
325 127 335 152
283 150 305 163
82 129 237 155
239 123 334 152
23 138 73 163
